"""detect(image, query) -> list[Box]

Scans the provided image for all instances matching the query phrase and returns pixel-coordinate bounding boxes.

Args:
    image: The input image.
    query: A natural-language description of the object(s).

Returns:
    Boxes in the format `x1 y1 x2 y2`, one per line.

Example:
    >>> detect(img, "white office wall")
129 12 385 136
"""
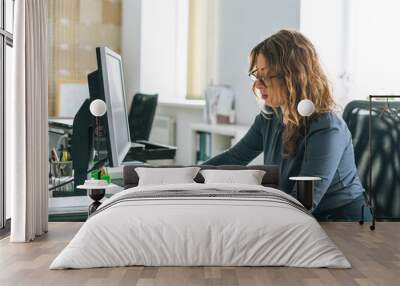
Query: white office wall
216 0 301 125
122 0 141 111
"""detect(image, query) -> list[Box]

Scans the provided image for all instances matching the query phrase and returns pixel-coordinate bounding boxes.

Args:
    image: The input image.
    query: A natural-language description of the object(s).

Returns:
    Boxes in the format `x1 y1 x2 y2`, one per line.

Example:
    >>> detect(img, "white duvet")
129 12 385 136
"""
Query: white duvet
50 183 351 269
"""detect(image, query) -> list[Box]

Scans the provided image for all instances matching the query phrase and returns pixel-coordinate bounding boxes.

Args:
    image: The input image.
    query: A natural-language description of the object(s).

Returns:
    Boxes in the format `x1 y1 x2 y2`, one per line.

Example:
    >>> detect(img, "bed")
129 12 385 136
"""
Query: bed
50 165 350 269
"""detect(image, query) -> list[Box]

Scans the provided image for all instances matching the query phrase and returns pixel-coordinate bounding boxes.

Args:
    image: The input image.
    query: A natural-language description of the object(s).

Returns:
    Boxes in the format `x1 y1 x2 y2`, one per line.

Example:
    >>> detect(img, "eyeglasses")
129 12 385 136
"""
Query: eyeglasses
248 70 282 86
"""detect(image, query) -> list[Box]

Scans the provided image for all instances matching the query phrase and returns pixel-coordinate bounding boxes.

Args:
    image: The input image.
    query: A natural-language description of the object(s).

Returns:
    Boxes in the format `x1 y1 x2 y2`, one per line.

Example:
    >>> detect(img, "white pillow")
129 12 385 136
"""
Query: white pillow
136 167 201 186
200 169 266 185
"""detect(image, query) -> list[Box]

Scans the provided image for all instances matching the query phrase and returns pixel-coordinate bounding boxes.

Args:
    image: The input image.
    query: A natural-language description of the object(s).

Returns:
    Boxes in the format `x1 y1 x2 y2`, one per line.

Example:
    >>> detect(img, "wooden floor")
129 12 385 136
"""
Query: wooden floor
0 222 399 286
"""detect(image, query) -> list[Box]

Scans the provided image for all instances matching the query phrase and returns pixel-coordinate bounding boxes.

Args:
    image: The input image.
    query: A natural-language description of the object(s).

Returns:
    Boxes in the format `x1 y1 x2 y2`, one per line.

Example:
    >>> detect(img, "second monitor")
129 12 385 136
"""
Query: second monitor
72 47 176 190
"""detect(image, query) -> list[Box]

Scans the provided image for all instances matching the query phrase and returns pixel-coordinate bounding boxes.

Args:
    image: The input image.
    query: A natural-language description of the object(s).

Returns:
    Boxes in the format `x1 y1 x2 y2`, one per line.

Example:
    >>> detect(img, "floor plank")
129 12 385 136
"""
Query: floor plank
0 222 399 286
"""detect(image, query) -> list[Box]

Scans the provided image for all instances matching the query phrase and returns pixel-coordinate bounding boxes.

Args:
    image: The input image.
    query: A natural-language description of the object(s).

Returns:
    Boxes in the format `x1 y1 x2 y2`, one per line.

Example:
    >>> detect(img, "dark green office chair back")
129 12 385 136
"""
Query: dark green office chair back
128 93 158 141
343 100 400 219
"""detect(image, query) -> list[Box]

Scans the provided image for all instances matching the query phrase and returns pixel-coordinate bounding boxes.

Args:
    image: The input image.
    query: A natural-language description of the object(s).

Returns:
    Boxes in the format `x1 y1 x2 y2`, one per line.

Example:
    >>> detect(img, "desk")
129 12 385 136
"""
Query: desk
49 117 73 127
48 117 73 135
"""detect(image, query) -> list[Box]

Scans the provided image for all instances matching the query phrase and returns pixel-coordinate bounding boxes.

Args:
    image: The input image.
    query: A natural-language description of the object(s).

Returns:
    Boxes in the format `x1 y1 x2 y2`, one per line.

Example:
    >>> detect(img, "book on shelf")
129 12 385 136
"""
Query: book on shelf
196 131 212 164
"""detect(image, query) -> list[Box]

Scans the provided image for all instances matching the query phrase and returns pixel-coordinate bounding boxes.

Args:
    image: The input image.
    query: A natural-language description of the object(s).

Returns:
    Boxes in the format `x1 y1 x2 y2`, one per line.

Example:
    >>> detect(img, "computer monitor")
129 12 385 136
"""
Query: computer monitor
71 47 134 192
70 47 175 193
88 47 132 167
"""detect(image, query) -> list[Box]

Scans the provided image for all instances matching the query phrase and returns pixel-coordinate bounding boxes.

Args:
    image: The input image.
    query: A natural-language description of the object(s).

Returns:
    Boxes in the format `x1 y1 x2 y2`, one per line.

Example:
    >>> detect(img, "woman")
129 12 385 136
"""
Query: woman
204 29 370 221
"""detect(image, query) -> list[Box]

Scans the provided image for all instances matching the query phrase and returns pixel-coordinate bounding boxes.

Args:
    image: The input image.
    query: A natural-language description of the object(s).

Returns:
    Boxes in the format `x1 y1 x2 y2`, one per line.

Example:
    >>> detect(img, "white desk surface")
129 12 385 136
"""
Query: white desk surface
48 118 73 126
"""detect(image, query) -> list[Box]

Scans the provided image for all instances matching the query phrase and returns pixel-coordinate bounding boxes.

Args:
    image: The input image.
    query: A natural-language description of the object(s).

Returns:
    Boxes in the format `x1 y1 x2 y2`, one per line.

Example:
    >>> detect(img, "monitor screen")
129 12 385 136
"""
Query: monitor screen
97 47 131 167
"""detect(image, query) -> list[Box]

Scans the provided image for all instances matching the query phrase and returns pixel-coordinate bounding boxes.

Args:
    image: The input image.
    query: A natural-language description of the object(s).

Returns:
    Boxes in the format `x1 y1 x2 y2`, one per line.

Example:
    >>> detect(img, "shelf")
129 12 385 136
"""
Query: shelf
190 123 248 137
158 98 205 109
189 123 250 164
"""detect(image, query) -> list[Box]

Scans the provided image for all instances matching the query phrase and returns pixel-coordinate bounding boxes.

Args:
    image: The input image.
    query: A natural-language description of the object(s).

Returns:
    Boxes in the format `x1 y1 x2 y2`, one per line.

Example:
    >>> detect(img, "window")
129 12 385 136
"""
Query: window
5 0 13 33
346 0 400 99
139 0 189 102
139 0 217 101
300 0 349 104
301 0 400 106
1 0 14 230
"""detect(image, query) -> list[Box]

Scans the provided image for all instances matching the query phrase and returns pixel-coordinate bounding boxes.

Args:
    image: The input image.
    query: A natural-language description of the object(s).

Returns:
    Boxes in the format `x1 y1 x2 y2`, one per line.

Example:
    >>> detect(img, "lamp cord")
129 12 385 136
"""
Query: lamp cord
95 117 99 160
305 117 308 162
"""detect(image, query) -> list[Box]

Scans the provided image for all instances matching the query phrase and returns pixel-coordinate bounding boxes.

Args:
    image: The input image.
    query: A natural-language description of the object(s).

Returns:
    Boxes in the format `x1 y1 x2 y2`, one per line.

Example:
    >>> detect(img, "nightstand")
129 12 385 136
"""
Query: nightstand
77 182 115 215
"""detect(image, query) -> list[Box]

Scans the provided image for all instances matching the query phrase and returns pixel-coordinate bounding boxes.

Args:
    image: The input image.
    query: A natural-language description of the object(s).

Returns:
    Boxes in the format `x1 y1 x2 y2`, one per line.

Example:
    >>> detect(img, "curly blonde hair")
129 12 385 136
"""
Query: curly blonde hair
249 29 335 158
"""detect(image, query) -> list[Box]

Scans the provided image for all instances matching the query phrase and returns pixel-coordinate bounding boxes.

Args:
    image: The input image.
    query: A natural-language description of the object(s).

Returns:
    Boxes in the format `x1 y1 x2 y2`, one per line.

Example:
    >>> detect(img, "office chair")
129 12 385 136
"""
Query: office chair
343 99 400 228
128 93 158 141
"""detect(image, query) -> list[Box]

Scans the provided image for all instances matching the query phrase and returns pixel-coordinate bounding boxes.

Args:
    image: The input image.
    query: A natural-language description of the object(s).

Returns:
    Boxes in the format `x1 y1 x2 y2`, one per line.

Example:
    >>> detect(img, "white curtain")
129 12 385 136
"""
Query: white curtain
7 0 48 242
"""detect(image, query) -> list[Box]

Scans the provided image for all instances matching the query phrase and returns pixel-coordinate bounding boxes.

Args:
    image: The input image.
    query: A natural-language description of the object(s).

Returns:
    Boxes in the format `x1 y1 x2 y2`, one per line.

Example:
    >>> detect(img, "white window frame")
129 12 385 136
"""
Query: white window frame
1 0 14 230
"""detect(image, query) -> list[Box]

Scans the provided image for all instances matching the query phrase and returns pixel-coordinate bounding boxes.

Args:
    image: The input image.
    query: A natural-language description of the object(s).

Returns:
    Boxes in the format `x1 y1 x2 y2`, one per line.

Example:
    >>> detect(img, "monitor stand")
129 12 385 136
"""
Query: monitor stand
130 142 145 149
121 142 146 166
123 140 177 163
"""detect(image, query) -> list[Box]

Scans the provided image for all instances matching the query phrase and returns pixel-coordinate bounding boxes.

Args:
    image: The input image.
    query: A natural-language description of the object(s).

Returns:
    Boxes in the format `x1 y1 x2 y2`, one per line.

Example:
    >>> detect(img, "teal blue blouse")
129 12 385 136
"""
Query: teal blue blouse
204 110 365 214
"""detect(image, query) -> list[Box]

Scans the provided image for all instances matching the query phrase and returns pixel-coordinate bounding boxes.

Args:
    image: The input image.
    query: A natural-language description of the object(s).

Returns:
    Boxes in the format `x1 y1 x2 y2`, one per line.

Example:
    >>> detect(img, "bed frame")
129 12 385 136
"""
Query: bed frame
123 165 280 189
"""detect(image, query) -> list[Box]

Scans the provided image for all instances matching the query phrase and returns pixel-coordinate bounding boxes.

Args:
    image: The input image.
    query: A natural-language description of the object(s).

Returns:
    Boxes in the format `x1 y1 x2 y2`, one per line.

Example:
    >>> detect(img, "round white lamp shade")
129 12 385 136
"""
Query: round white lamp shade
90 99 107 117
297 99 315 117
